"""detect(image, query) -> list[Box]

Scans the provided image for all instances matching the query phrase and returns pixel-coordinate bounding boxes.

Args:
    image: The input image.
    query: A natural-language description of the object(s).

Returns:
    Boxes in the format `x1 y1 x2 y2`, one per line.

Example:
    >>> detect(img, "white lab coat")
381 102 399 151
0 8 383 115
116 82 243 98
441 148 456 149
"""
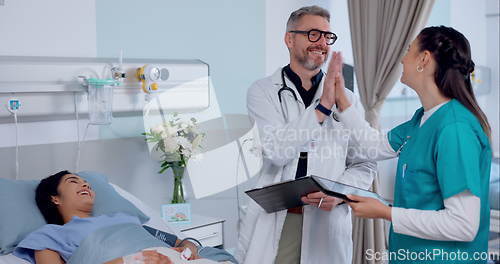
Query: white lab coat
236 68 376 264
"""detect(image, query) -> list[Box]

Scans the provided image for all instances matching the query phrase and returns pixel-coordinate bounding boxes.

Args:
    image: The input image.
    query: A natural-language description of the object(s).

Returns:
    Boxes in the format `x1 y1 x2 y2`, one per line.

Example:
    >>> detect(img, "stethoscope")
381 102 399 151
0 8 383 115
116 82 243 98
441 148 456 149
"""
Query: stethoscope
278 68 298 104
277 68 301 123
278 67 338 122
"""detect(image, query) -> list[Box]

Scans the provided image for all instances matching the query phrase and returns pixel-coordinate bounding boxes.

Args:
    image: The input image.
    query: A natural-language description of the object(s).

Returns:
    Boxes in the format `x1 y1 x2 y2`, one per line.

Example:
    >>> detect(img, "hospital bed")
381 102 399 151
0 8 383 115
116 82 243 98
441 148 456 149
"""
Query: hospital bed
0 182 223 264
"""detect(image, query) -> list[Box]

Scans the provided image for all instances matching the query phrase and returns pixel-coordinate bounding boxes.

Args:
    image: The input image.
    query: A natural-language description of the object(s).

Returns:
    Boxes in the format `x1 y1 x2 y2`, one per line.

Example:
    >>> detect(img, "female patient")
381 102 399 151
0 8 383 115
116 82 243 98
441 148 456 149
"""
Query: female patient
330 26 491 263
13 171 199 264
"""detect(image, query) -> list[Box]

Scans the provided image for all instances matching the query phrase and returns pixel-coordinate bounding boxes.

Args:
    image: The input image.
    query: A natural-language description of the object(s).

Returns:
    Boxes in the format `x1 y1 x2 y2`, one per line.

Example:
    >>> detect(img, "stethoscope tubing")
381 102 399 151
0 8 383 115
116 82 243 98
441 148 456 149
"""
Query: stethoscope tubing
277 67 339 122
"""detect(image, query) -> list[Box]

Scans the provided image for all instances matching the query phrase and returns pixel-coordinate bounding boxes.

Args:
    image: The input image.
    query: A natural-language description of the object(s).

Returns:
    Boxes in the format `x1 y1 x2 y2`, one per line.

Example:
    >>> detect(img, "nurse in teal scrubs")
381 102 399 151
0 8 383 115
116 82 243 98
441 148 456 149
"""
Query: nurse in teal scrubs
328 26 492 263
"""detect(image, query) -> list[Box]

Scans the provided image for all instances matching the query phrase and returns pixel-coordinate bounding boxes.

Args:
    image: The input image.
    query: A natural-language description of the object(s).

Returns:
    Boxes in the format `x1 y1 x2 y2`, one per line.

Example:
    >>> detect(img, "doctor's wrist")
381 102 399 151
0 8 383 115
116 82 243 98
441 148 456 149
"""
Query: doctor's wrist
319 98 334 110
335 97 352 112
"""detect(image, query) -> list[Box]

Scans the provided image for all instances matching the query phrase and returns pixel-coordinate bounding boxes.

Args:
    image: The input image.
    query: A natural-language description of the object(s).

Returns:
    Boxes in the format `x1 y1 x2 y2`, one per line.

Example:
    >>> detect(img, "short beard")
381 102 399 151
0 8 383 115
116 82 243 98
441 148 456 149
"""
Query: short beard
294 50 325 71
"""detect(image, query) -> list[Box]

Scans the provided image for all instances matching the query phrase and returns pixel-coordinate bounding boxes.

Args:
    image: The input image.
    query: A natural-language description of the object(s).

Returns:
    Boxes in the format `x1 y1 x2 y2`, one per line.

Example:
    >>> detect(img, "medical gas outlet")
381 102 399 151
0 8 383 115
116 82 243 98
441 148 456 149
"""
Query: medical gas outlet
111 66 127 81
136 65 170 94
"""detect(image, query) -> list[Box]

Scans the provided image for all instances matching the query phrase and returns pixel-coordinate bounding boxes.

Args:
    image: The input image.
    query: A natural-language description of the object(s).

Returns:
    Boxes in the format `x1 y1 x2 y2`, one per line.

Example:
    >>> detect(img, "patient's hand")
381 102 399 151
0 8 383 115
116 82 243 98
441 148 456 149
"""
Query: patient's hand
301 191 343 211
118 250 173 264
172 240 200 260
142 250 173 264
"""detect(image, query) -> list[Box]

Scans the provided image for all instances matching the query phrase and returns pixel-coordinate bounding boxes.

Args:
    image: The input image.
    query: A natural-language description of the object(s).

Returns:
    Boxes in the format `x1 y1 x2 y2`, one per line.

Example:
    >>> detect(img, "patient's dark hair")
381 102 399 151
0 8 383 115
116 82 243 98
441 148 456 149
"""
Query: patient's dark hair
36 170 71 225
418 26 491 139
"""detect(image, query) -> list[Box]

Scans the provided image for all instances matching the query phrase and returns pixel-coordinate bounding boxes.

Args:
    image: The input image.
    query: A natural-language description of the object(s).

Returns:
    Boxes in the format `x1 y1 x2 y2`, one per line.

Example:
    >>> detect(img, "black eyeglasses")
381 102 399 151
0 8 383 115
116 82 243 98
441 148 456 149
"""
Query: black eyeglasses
288 29 338 45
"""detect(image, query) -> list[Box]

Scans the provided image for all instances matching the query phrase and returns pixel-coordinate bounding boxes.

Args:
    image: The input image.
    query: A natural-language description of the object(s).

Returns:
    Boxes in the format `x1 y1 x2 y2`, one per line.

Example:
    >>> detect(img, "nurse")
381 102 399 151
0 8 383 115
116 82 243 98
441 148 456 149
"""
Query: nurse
330 26 492 263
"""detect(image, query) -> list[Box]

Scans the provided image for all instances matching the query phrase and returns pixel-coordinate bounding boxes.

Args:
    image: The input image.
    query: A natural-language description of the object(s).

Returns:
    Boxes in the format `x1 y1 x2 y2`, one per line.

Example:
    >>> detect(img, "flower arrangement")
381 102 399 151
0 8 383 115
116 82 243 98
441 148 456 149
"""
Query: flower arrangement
143 113 205 203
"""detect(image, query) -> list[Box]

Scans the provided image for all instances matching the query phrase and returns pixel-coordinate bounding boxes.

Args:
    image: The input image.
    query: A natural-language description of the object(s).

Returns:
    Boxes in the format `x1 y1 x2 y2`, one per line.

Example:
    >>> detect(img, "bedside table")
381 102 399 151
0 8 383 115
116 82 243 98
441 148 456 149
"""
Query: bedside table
174 214 225 248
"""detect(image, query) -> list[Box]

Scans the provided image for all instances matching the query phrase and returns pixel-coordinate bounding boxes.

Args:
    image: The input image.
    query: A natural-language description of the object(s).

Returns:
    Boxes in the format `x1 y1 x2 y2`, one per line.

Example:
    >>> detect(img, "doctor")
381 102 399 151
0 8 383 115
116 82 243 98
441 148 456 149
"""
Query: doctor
236 6 375 264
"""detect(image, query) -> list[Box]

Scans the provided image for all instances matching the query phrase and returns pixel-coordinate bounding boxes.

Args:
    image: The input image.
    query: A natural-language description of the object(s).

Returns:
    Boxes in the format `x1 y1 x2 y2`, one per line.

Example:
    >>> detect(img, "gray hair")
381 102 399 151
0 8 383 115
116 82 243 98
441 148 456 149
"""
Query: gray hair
286 5 330 31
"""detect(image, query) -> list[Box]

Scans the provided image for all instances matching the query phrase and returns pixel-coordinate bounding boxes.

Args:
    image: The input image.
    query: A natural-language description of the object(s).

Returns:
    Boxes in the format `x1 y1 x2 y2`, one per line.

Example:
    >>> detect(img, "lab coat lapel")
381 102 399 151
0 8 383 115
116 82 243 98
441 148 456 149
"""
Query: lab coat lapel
271 68 305 106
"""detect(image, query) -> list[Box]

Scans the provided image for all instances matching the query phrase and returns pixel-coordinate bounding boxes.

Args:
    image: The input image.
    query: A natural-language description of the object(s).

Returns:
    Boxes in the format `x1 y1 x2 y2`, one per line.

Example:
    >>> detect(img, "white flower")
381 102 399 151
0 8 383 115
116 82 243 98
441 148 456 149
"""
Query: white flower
145 115 204 168
181 148 192 158
163 137 179 153
179 121 189 130
176 137 192 151
164 125 178 136
151 124 165 135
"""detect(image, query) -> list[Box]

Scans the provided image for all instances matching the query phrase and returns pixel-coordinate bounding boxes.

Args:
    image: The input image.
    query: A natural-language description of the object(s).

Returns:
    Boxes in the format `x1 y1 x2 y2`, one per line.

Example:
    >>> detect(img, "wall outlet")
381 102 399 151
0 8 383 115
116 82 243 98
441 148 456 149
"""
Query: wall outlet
7 98 20 112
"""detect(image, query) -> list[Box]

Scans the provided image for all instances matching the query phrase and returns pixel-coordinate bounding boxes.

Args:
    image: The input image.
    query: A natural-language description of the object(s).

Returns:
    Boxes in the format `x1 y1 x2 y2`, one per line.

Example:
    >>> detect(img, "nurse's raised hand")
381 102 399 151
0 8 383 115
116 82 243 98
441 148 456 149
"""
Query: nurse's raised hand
347 194 392 221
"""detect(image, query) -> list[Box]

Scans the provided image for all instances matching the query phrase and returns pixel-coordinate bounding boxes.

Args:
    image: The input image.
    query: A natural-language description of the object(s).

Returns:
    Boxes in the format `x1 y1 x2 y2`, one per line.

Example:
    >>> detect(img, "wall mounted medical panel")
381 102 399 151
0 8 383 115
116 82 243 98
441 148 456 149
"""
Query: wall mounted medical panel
0 56 210 121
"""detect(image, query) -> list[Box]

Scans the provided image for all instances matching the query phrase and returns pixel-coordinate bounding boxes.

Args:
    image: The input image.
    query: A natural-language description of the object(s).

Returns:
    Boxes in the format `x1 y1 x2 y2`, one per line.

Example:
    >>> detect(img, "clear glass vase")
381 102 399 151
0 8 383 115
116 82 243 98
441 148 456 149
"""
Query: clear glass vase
171 165 186 204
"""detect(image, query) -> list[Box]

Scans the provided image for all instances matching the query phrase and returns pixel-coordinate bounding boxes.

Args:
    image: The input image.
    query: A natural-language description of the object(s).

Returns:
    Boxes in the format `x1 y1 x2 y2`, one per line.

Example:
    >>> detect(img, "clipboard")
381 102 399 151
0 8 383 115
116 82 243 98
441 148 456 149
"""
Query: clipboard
245 175 390 213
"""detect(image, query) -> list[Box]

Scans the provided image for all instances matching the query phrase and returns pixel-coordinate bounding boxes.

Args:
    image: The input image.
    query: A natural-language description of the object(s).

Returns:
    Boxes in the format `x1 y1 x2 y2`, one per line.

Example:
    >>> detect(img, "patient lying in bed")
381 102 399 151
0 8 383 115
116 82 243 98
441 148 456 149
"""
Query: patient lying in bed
13 171 235 264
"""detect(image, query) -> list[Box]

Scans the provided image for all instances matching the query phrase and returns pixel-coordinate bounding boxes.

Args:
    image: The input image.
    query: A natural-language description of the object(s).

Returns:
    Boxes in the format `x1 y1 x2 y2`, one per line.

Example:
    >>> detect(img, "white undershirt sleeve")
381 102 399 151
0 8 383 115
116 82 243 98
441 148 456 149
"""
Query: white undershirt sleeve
336 105 397 161
392 191 480 241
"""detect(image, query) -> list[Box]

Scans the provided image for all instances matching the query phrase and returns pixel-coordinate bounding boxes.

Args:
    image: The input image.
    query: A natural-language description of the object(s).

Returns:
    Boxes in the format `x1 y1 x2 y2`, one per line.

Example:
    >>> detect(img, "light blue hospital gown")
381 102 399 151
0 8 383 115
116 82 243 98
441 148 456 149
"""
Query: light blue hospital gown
13 213 139 263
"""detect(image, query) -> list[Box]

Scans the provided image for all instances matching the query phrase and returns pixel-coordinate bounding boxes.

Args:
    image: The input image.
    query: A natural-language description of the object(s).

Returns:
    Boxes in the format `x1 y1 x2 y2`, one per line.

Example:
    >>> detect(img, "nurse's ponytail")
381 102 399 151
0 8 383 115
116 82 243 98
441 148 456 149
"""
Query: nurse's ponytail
417 26 491 140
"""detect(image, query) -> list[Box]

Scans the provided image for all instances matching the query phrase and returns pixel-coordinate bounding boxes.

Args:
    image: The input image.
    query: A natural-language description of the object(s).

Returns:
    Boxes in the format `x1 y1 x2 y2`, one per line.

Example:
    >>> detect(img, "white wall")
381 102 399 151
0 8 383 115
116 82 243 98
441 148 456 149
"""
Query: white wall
442 0 499 155
265 0 353 75
0 0 96 56
0 0 98 148
434 0 499 155
450 0 487 66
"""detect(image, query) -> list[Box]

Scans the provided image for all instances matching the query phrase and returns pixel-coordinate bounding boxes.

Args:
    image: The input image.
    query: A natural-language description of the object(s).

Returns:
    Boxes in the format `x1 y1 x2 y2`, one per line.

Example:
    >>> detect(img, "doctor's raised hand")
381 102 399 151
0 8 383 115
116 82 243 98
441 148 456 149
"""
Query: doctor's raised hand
314 52 339 123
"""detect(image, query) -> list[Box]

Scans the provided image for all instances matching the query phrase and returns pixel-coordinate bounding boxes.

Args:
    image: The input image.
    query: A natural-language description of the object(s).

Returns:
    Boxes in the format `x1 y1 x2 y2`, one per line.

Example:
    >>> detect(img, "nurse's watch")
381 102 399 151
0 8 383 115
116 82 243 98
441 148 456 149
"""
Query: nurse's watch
316 103 332 117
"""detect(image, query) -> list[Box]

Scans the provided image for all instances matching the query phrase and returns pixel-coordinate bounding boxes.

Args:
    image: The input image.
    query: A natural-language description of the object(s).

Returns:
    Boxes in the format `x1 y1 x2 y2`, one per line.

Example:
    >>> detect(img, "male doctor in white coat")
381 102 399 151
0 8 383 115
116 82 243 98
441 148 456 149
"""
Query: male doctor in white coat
236 6 376 264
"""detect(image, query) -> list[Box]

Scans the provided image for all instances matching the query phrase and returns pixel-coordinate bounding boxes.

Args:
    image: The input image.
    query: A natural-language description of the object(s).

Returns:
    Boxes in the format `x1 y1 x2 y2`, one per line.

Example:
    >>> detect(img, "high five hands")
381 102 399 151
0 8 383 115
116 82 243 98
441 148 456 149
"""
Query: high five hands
316 52 352 122
329 51 351 112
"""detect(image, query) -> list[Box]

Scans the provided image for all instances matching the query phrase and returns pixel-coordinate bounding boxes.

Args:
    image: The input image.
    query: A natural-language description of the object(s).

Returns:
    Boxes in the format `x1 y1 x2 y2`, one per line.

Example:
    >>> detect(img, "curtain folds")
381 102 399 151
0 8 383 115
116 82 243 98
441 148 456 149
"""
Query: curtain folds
347 1 435 263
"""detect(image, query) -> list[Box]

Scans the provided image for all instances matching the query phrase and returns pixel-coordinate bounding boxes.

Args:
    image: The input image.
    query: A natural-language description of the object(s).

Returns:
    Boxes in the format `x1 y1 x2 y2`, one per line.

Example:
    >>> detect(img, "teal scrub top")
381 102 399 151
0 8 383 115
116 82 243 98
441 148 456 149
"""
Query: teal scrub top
387 99 491 264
